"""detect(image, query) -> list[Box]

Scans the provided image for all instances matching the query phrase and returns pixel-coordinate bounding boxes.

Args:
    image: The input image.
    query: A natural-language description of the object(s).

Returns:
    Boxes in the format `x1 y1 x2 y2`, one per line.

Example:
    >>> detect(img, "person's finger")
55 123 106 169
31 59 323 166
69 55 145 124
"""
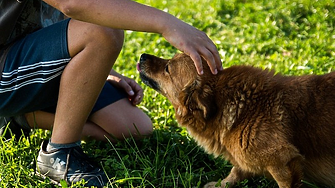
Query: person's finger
114 77 134 96
186 33 221 74
133 93 143 105
198 47 219 74
127 79 142 94
188 51 204 75
133 88 144 105
126 78 144 105
206 42 223 71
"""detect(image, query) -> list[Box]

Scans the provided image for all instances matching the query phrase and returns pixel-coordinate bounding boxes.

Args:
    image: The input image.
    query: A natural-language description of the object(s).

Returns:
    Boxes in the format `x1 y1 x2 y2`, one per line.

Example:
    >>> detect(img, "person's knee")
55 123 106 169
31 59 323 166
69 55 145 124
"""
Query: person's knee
136 115 153 137
96 27 124 55
68 20 124 59
89 26 124 56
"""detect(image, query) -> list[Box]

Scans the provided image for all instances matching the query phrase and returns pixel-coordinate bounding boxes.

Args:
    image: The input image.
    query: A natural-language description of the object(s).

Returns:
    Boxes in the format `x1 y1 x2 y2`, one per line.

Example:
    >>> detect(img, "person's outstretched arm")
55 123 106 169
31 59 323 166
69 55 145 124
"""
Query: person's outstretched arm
43 0 222 75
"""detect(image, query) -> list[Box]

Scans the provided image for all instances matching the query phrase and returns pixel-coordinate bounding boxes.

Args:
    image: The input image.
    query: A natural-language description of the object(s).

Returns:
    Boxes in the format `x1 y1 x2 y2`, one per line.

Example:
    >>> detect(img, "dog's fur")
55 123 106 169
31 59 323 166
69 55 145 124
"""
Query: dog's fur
138 53 335 188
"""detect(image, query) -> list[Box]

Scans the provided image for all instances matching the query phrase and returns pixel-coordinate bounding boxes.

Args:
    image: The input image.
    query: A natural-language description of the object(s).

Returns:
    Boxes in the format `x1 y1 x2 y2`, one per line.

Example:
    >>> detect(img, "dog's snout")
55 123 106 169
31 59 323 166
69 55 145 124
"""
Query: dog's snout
140 53 149 63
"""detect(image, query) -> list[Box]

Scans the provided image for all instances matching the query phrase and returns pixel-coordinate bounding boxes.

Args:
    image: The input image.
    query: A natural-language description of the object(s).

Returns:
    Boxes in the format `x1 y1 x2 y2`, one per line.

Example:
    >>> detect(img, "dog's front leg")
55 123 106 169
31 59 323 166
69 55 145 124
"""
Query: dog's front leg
204 166 252 188
267 156 303 188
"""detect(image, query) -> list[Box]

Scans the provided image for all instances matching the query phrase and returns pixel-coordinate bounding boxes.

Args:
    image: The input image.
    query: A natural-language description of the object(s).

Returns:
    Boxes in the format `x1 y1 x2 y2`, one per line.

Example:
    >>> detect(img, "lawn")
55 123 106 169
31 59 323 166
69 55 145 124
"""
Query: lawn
1 0 334 187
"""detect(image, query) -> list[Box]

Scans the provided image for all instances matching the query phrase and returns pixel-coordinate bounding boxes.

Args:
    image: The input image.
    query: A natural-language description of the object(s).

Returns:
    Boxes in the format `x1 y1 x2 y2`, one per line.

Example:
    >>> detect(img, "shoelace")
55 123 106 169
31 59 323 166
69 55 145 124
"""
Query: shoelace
63 150 71 181
62 146 100 183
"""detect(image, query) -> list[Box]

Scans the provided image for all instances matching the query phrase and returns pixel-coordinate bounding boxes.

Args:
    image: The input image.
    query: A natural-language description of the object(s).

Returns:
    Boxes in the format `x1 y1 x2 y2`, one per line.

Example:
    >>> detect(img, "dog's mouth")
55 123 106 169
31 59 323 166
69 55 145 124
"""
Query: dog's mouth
136 63 141 72
139 71 160 91
137 62 161 92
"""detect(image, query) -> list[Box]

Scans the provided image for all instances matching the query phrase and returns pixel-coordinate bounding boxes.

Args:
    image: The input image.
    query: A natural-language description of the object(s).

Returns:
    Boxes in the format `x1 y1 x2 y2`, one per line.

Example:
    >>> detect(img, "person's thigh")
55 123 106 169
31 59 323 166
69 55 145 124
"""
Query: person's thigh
0 19 71 116
88 81 153 140
88 97 153 140
41 81 127 114
26 81 153 141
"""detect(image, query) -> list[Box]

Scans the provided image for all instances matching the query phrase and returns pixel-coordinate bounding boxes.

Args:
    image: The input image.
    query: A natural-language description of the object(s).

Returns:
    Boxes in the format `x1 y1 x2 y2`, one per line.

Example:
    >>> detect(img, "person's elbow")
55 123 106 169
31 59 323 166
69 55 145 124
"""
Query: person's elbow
53 0 84 18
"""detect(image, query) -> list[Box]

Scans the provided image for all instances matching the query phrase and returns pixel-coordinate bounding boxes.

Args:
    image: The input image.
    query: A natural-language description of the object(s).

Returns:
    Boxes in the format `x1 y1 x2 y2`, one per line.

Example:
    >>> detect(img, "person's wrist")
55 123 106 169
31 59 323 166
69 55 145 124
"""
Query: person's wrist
156 13 180 36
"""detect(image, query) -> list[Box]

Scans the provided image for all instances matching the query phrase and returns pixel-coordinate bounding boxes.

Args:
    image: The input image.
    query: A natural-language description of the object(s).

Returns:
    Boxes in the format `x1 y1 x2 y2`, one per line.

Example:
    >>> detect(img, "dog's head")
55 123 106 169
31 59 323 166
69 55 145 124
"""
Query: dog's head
138 53 218 121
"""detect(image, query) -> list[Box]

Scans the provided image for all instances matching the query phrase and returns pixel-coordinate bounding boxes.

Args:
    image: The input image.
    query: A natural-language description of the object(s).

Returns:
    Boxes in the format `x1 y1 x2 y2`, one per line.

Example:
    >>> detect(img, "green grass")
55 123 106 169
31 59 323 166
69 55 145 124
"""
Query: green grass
1 0 334 187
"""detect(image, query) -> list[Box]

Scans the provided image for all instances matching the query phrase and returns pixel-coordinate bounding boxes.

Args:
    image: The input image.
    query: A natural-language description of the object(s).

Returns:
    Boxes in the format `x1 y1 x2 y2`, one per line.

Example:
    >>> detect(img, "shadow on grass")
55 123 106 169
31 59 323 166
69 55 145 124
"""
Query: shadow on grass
82 126 280 188
0 126 321 188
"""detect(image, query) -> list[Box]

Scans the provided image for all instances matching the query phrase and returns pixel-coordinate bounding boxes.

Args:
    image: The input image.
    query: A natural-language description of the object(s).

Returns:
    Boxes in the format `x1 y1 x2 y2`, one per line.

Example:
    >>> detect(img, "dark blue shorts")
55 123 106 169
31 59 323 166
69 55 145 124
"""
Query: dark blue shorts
0 19 127 116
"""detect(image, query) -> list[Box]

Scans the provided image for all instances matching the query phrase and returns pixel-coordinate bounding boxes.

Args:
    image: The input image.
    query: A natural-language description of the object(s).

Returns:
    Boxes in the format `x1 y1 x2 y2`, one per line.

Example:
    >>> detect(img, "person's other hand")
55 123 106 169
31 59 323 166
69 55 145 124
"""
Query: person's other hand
107 74 143 106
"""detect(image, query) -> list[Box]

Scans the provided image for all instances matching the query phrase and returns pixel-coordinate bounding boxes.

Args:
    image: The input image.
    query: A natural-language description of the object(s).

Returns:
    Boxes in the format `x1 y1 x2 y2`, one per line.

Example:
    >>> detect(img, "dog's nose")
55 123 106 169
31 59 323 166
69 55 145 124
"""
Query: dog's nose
140 53 149 63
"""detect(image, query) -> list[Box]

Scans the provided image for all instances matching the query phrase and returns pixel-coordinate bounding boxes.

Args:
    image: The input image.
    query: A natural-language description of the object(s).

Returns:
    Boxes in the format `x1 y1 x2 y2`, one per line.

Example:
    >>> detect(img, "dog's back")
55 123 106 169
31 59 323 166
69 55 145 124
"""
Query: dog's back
282 71 335 186
208 67 335 187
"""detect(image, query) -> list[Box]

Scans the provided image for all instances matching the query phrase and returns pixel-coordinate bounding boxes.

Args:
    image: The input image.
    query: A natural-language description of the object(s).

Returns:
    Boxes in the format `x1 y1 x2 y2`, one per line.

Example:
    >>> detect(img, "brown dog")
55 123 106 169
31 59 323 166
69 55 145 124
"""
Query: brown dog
138 53 335 188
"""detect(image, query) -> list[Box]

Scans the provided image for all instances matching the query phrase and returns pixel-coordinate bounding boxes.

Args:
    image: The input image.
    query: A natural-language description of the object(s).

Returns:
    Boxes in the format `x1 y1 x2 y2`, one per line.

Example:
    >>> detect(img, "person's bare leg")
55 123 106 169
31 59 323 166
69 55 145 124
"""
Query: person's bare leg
25 98 153 142
25 111 112 141
88 98 153 141
50 19 124 144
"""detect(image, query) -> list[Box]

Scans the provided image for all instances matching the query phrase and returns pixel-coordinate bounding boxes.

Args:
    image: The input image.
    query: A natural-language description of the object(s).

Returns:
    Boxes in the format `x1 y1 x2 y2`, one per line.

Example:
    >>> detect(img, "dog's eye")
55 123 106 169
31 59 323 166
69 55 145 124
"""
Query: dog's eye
165 65 170 74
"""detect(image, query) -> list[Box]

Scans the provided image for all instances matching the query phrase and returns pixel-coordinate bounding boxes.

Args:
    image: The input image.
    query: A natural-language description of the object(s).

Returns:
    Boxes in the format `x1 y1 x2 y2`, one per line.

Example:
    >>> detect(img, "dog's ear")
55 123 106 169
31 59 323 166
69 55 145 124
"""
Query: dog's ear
179 78 217 120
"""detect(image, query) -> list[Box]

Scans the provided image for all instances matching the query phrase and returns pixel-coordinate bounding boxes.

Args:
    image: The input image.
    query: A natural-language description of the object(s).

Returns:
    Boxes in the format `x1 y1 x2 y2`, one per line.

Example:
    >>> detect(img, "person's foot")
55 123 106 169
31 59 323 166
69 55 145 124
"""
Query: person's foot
37 140 108 187
0 116 30 140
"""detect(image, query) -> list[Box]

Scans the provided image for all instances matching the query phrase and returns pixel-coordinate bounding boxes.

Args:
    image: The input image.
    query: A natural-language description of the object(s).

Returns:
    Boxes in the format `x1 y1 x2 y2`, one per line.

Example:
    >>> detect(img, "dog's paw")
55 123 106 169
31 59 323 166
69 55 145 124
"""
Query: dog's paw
204 180 233 188
203 181 222 188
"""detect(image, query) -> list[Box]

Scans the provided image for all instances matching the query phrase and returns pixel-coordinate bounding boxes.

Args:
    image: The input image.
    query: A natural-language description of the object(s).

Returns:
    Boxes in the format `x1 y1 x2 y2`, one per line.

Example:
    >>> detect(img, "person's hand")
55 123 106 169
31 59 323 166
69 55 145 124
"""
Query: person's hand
107 71 143 106
161 18 223 75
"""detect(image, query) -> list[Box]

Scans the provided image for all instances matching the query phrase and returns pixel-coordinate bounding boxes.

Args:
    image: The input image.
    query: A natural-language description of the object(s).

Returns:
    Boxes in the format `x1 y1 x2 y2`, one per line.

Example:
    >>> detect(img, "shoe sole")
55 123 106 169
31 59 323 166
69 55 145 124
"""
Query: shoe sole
35 171 63 187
